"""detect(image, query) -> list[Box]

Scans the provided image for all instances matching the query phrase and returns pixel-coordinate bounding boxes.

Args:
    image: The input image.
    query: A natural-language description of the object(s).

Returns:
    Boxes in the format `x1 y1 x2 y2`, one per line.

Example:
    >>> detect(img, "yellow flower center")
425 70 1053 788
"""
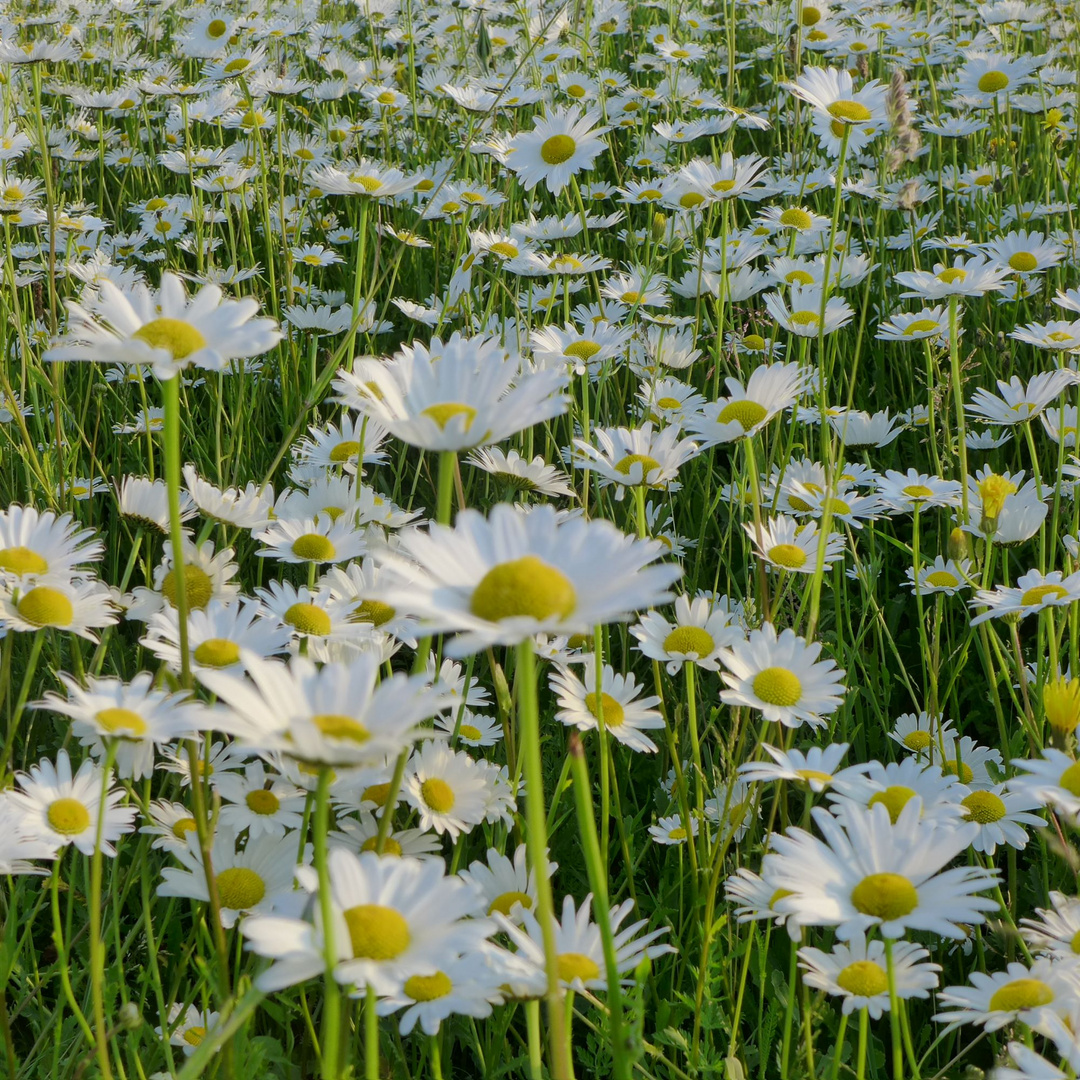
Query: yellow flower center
540 134 577 165
1022 584 1067 606
668 826 688 839
405 972 453 1001
827 100 872 124
836 960 888 997
95 707 148 736
868 785 917 824
17 586 74 627
362 782 392 807
614 453 661 480
850 872 918 920
557 952 600 983
962 790 1006 823
1008 252 1037 272
767 543 808 569
183 1026 206 1046
786 270 815 285
903 485 935 498
351 599 395 627
161 565 214 611
489 890 533 916
459 724 482 741
936 267 967 284
246 789 280 815
470 556 576 623
621 291 642 303
420 777 455 813
790 311 820 327
978 71 1010 93
173 817 197 839
903 730 933 751
422 402 477 431
989 978 1054 1012
360 836 403 856
904 319 940 334
291 534 337 562
752 667 802 707
779 208 813 230
941 759 974 784
801 5 822 25
743 334 766 351
284 602 332 635
490 241 518 258
194 638 241 668
215 866 266 910
1058 761 1080 797
47 797 90 836
132 318 207 360
662 626 715 658
1044 677 1080 734
312 713 370 743
343 904 411 960
680 192 706 208
223 58 251 74
0 546 48 575
719 399 768 430
796 769 833 784
585 691 625 728
208 18 227 36
329 439 361 462
564 340 601 361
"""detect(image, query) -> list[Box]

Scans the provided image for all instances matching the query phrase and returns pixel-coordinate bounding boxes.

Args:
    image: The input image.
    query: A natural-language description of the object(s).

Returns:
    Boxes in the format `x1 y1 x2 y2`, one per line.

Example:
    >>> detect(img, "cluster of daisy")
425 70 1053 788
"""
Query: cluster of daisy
5 0 1080 1075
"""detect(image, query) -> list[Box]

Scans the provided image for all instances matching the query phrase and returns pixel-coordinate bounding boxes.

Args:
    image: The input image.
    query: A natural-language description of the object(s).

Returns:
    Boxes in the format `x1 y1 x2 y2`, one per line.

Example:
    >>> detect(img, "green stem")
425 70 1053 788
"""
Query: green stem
89 740 120 1080
314 769 342 1080
162 375 192 688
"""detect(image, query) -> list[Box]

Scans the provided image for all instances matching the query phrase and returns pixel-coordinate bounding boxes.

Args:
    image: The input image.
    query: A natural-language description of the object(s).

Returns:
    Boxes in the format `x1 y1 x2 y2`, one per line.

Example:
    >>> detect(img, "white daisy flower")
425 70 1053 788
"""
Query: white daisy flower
460 845 552 924
403 742 490 840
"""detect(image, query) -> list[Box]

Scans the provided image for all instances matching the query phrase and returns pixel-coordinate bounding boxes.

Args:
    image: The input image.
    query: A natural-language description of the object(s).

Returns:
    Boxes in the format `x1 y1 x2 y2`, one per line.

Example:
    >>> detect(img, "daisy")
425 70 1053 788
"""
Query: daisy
331 811 443 863
719 622 845 729
876 306 952 342
767 800 998 940
160 1004 223 1058
0 577 117 640
935 959 1079 1034
8 750 135 857
466 447 575 498
600 267 670 309
876 470 963 512
939 735 1002 788
1009 750 1080 819
459 845 552 924
246 849 492 993
214 760 307 839
763 286 854 337
530 321 633 375
255 515 367 566
44 272 282 379
140 800 201 853
745 515 845 574
686 363 808 444
255 581 365 643
828 409 903 448
373 504 680 656
783 66 888 130
505 107 610 194
309 160 418 201
799 933 940 1018
970 569 1080 625
0 504 103 585
38 672 206 781
403 742 489 840
829 756 967 825
549 657 663 753
158 827 301 928
435 709 503 748
182 466 274 529
631 592 744 675
954 52 1038 106
197 652 452 767
130 537 240 621
497 893 673 993
1021 892 1080 960
294 414 390 476
738 743 852 793
959 785 1043 855
649 815 699 845
375 951 507 1036
321 560 419 645
119 475 197 533
983 230 1065 275
966 468 1047 543
894 255 1012 299
142 599 294 676
570 422 699 495
967 371 1079 426
335 334 568 453
889 711 956 758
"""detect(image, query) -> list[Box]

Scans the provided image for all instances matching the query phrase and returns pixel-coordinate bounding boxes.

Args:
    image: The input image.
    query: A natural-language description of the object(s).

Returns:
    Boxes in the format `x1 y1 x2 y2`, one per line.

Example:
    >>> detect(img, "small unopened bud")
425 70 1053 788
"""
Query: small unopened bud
492 660 512 718
1045 676 1080 735
651 212 668 241
977 472 1017 532
948 526 971 562
118 1002 142 1031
